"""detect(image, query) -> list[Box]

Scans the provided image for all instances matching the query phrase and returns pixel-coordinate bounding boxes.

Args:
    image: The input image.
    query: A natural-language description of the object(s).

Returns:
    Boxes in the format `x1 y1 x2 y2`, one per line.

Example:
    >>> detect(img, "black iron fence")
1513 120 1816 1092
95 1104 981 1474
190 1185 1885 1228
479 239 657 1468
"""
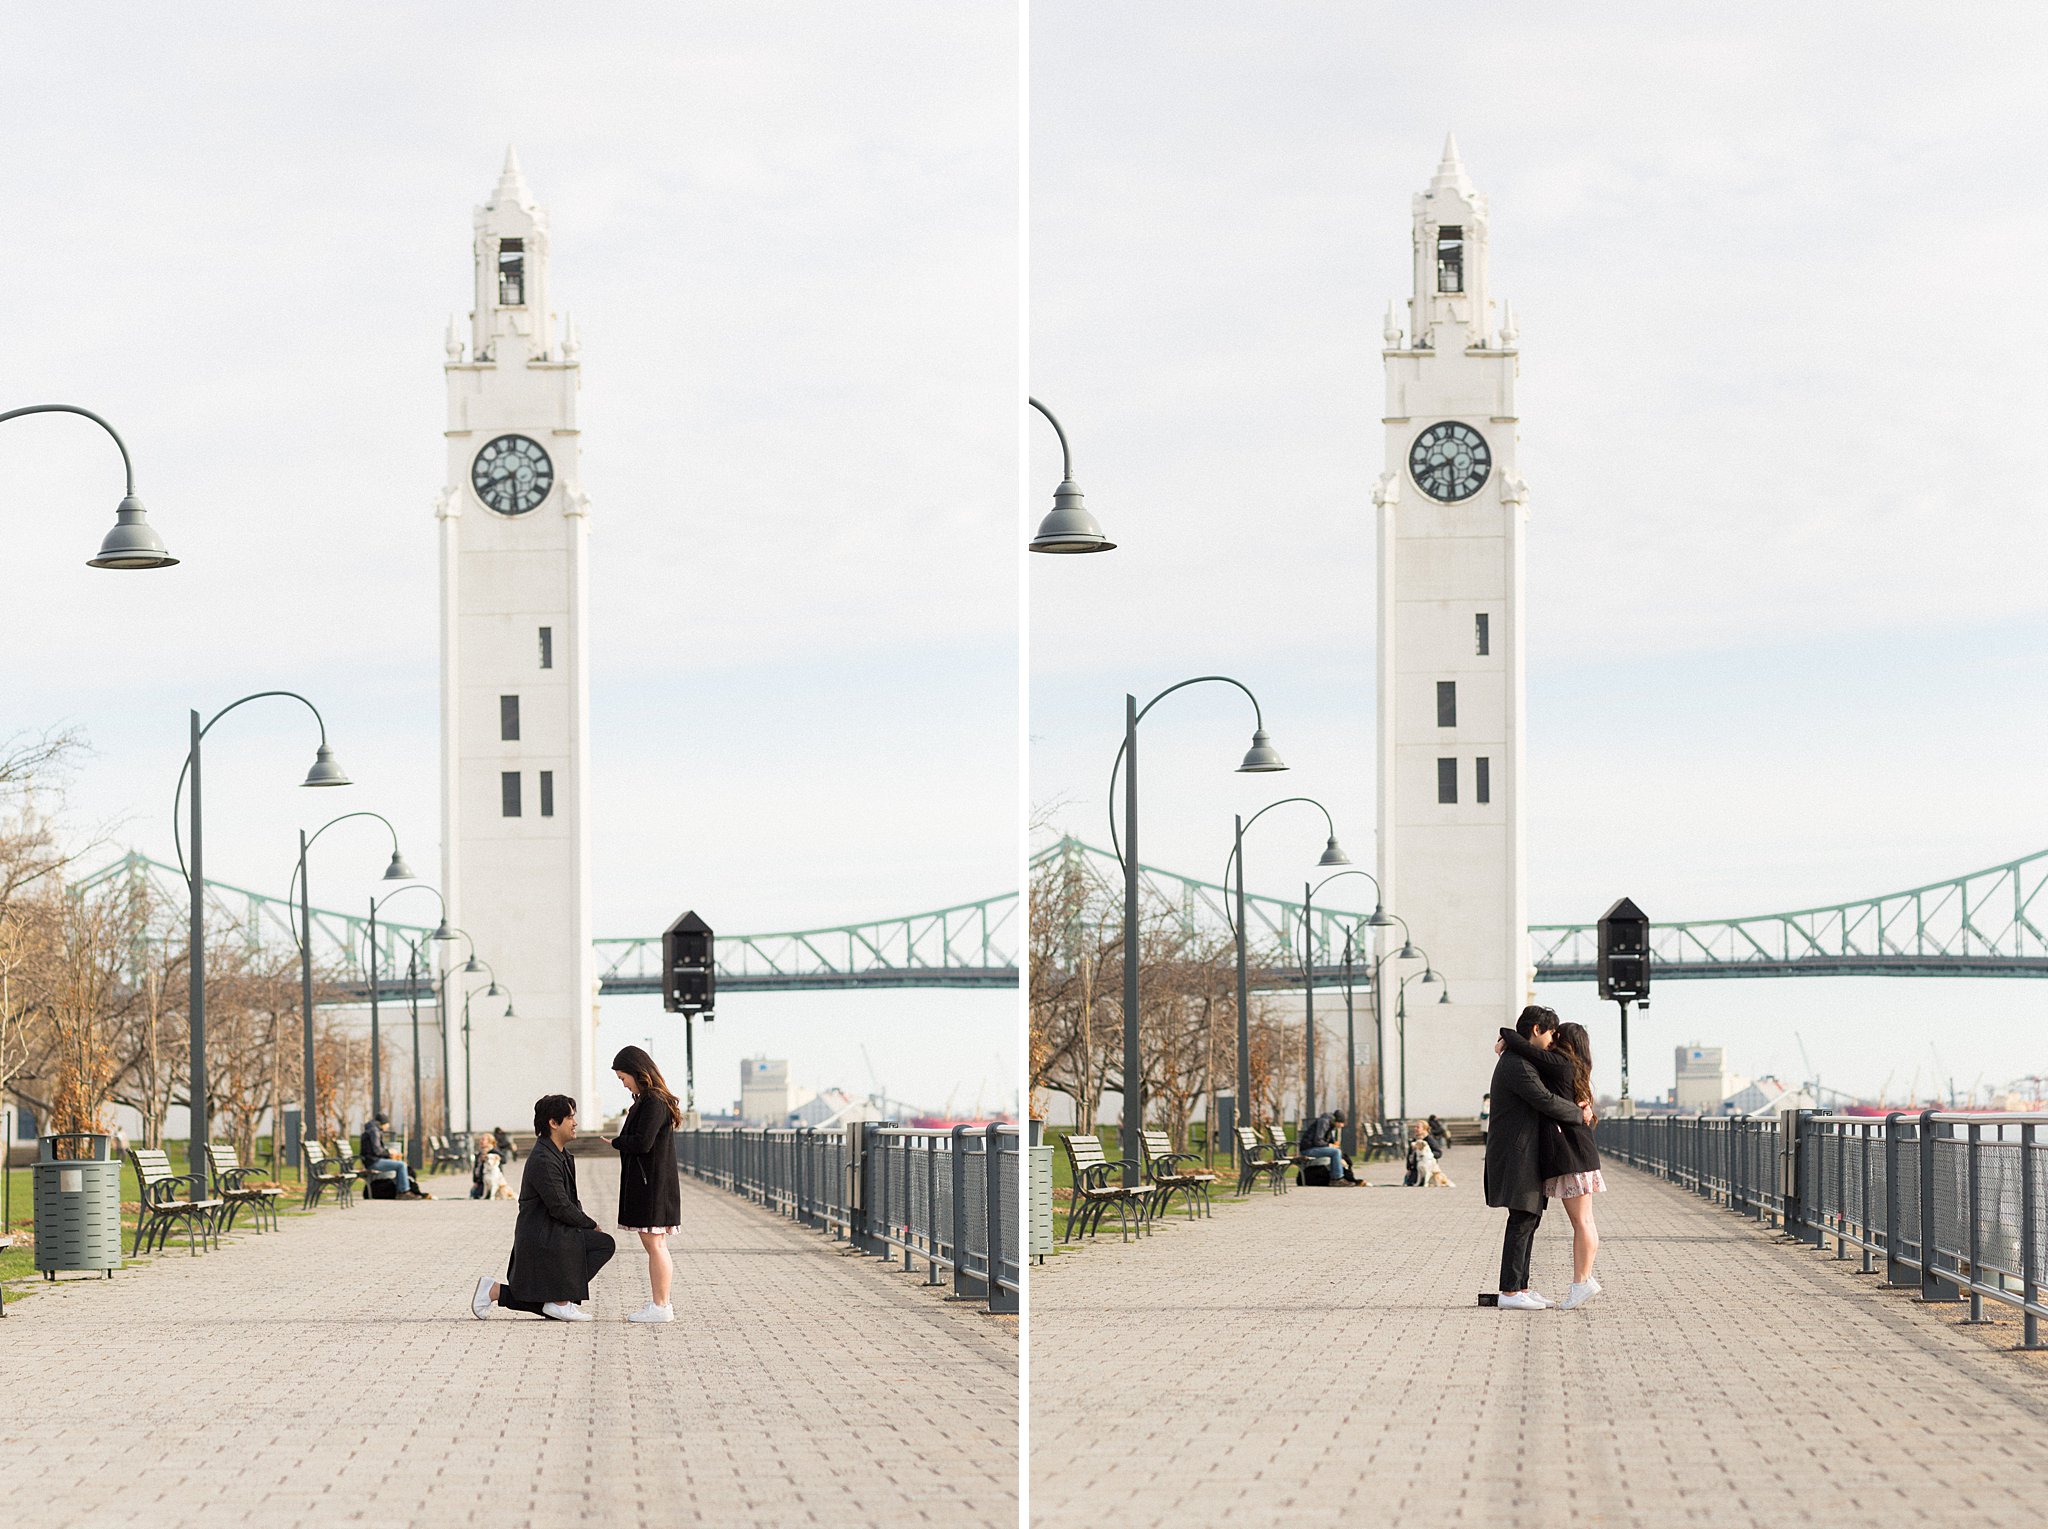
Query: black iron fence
1599 1109 2048 1348
676 1123 1019 1315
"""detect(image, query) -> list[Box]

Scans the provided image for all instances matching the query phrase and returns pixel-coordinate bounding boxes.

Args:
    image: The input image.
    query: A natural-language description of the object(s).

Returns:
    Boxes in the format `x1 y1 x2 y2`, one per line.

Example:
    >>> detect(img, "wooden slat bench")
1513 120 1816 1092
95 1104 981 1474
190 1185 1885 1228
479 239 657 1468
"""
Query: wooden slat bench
206 1145 282 1234
1234 1127 1290 1197
127 1148 222 1255
301 1141 347 1209
1140 1129 1216 1220
1058 1132 1159 1242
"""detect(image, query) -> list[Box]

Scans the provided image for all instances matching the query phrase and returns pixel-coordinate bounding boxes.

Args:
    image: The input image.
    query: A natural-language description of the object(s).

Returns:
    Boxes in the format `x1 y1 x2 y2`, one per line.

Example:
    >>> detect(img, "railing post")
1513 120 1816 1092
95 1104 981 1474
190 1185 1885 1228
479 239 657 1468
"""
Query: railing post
1920 1109 1959 1302
986 1122 1016 1315
2022 1121 2041 1350
1965 1121 1985 1322
1836 1119 1848 1259
1858 1122 1873 1274
950 1124 971 1299
923 1132 941 1284
1884 1112 1909 1285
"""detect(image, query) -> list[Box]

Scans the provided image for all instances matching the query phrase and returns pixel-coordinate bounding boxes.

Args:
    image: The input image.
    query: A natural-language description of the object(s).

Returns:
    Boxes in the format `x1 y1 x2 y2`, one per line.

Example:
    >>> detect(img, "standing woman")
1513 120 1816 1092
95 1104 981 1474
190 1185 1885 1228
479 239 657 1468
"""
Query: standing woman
608 1044 683 1324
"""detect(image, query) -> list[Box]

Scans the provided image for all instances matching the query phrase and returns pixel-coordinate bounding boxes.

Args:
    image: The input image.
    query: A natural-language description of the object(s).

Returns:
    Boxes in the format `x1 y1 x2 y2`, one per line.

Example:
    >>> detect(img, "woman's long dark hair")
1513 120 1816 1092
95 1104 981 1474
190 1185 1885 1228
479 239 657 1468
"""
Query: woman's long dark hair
1552 1022 1596 1120
612 1045 683 1127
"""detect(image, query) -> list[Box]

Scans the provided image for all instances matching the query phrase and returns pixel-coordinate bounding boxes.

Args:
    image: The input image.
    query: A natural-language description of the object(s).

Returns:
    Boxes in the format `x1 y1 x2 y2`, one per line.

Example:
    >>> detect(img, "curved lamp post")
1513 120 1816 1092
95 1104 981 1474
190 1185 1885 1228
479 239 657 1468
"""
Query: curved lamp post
1308 868 1397 1157
1362 911 1426 1124
1397 963 1448 1121
364 882 452 1156
462 971 513 1135
1028 397 1114 553
174 692 351 1192
284 812 414 1149
0 403 177 567
1107 675 1286 1182
1219 797 1350 1154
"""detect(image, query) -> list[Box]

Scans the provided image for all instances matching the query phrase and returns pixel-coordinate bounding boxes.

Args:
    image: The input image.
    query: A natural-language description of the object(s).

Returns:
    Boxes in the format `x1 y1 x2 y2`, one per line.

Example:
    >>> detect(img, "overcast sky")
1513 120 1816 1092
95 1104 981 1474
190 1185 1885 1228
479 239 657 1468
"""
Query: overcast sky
1 3 1019 1115
1029 3 2048 1105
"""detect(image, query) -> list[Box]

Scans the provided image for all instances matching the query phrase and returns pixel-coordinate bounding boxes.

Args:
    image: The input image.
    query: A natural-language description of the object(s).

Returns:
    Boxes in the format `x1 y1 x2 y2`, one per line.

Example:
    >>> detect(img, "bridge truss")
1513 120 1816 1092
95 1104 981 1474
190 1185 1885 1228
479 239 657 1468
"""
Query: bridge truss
1034 838 2048 986
75 853 1019 997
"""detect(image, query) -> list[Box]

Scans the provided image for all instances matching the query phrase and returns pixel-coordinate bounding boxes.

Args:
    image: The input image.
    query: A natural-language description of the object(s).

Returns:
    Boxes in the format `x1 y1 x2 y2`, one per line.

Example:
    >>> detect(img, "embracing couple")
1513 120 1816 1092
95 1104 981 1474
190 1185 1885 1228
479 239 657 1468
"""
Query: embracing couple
1483 1004 1605 1312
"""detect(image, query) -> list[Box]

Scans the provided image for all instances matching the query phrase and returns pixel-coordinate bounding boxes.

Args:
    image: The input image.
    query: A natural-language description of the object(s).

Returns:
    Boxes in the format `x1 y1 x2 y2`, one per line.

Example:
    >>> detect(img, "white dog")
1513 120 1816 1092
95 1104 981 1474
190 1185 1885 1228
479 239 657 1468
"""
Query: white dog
480 1150 514 1200
1413 1139 1455 1189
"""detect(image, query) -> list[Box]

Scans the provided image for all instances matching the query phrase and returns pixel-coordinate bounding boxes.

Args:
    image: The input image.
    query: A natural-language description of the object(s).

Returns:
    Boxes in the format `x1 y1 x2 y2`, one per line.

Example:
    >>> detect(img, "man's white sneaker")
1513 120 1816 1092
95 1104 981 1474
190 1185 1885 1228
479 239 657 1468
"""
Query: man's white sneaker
471 1276 496 1320
541 1301 594 1322
1560 1278 1603 1310
1497 1290 1548 1311
627 1303 674 1324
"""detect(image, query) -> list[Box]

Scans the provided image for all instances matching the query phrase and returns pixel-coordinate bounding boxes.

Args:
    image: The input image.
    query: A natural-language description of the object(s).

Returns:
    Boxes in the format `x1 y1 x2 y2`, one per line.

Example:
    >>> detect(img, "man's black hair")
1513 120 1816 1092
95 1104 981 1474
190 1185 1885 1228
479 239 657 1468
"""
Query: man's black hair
1514 1004 1561 1039
533 1093 576 1136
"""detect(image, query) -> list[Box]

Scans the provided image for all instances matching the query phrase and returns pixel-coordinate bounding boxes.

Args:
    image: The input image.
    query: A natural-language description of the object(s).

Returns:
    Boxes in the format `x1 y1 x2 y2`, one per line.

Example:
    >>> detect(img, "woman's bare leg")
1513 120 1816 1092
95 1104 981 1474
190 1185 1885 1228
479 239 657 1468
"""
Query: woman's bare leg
1562 1194 1599 1283
638 1230 673 1306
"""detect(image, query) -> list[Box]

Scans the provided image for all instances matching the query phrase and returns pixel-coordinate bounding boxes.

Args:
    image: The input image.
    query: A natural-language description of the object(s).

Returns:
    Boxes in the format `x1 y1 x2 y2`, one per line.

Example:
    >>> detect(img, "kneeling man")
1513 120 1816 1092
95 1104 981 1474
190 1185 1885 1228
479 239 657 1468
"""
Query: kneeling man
471 1094 615 1322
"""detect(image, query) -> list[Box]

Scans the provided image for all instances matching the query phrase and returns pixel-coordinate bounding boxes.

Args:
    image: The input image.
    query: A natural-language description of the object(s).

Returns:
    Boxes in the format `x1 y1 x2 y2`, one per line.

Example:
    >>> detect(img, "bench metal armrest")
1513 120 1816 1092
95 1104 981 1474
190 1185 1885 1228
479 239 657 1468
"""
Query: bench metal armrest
147 1173 206 1206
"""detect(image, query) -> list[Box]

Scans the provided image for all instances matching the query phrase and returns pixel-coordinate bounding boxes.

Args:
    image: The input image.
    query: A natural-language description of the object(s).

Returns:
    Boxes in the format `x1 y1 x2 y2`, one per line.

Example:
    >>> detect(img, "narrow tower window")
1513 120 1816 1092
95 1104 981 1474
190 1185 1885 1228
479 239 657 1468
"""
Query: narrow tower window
1475 613 1490 656
1437 758 1458 804
501 772 522 818
1436 681 1457 728
498 238 525 305
500 695 520 741
538 626 553 669
1476 757 1492 804
539 770 555 818
1436 226 1464 294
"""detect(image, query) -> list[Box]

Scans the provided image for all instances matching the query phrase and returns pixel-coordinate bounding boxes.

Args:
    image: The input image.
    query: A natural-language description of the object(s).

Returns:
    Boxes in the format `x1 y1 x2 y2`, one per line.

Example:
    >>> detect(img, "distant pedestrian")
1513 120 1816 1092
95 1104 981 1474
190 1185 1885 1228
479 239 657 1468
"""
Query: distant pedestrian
470 1095 613 1322
1426 1113 1449 1162
1485 1006 1594 1311
1498 1020 1605 1309
491 1126 518 1165
608 1045 684 1324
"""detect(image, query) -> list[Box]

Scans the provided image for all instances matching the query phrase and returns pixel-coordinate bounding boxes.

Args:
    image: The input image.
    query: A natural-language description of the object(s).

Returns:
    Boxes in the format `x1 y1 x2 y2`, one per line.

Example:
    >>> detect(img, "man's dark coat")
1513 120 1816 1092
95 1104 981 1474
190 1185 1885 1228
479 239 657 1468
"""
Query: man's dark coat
1500 1029 1604 1181
1483 1037 1587 1212
609 1093 682 1229
506 1137 605 1303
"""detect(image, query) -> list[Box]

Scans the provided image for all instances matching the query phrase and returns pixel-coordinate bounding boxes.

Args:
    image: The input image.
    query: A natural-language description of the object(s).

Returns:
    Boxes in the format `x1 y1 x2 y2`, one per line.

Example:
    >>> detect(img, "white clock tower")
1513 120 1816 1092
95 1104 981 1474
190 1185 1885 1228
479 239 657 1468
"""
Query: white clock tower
1374 136 1530 1118
438 149 597 1131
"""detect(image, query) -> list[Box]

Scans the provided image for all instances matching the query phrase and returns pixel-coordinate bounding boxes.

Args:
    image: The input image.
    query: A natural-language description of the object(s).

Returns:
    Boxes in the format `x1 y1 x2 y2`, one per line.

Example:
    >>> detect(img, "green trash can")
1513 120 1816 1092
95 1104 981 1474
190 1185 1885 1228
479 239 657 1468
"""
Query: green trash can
32 1134 122 1280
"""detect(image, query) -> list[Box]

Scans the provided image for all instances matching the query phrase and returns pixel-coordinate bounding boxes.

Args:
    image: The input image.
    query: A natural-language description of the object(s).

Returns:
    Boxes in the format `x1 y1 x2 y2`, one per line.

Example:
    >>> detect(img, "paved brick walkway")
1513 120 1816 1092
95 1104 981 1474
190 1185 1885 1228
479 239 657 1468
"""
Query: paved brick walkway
1030 1152 2048 1528
0 1159 1016 1528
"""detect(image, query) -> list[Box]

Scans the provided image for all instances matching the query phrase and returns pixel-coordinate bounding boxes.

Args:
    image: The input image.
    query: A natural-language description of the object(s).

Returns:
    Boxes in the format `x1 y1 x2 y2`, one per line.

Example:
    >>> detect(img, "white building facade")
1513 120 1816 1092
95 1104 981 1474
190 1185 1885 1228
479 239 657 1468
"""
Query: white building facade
1374 138 1531 1119
438 150 598 1132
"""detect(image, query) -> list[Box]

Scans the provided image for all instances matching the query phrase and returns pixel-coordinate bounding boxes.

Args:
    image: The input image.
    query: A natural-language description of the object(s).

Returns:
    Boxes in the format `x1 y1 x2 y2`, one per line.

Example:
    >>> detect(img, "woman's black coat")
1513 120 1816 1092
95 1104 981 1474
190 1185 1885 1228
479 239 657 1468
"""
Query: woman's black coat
609 1092 681 1229
1500 1029 1603 1181
506 1137 603 1303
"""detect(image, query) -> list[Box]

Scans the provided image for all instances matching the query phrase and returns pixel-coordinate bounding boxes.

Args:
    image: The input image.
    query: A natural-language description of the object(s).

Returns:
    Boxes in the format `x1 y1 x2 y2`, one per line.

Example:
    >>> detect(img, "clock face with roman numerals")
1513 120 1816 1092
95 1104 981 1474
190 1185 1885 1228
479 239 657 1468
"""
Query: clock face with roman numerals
1409 421 1491 503
471 434 554 515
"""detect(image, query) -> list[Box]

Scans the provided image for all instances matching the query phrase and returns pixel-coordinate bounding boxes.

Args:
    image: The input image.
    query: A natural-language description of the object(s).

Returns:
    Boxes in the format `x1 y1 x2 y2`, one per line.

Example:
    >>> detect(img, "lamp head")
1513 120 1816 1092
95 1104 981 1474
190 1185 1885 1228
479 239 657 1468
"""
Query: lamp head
382 850 416 881
86 494 178 570
1366 905 1396 928
1438 987 1453 1005
1028 479 1115 554
430 920 454 943
486 981 502 997
463 955 485 974
1316 836 1351 868
302 744 351 787
1420 966 1437 984
1238 728 1287 773
1397 941 1420 961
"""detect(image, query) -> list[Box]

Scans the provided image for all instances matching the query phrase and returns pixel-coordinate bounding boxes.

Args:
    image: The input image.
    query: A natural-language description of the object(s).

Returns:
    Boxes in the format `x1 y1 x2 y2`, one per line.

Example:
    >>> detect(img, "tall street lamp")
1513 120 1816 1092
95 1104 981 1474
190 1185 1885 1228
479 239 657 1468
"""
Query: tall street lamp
174 692 351 1193
1028 397 1115 553
1365 914 1425 1123
1220 797 1351 1150
285 812 415 1144
1109 676 1286 1183
0 403 178 568
463 972 513 1134
1397 961 1448 1120
1306 868 1396 1156
437 931 485 1140
365 884 453 1132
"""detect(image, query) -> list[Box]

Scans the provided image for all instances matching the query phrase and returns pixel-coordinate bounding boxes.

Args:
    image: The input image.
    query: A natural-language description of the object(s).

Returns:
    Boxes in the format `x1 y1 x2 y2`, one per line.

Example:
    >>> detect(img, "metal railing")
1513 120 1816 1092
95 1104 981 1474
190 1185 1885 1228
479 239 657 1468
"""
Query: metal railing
675 1123 1020 1315
1599 1110 2048 1348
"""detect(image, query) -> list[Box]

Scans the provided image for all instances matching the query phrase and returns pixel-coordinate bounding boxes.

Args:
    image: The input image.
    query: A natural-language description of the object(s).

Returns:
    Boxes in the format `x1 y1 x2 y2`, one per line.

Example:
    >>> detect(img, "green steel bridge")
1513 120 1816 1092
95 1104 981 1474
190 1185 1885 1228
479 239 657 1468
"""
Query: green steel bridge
75 853 1017 998
1033 837 2048 988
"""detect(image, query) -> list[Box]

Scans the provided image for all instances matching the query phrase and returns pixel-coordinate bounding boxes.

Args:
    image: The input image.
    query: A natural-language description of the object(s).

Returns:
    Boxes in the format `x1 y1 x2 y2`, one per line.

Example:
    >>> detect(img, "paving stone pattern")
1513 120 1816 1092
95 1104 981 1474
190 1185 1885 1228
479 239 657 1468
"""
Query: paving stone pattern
1030 1152 2048 1528
1 1159 1017 1528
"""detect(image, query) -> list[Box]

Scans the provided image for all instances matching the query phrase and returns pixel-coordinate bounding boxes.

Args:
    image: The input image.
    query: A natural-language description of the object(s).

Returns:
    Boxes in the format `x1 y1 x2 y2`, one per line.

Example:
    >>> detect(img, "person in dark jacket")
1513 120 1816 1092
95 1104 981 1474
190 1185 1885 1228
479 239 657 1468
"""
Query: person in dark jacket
608 1045 684 1324
1299 1109 1359 1185
470 1095 613 1322
1485 1005 1593 1310
491 1126 517 1165
1499 1020 1606 1309
1426 1113 1449 1163
359 1114 419 1198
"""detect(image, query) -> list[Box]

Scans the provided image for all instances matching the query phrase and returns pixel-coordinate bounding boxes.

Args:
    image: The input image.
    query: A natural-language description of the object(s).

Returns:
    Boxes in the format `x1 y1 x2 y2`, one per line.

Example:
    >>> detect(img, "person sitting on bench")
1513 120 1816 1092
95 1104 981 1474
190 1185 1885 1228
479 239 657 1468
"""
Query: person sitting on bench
359 1113 421 1199
1300 1109 1360 1186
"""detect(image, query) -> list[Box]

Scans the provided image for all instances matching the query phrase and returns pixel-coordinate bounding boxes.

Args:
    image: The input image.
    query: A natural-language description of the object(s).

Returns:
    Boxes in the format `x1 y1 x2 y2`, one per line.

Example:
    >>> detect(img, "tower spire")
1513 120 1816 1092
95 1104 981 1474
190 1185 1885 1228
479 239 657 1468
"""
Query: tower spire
1432 132 1475 197
495 144 531 206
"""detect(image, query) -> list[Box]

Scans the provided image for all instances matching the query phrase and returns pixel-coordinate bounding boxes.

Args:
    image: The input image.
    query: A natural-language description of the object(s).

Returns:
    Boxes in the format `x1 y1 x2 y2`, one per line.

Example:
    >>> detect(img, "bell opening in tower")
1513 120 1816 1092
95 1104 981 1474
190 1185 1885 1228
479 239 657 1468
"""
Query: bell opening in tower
498 238 525 305
1435 226 1463 294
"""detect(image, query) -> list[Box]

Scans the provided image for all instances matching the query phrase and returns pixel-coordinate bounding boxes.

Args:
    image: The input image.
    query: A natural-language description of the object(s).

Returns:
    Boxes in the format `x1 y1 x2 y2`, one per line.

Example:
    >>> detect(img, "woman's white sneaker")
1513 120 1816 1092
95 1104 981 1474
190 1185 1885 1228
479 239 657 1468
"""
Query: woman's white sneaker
471 1276 497 1320
1560 1278 1603 1310
627 1303 674 1323
541 1301 594 1322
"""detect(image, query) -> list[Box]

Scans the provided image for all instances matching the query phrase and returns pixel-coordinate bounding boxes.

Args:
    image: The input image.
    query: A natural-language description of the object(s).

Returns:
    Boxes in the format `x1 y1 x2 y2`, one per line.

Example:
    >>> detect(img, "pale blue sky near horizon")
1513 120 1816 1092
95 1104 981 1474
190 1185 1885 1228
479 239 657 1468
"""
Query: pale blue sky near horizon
0 3 1020 1116
1029 2 2048 1105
